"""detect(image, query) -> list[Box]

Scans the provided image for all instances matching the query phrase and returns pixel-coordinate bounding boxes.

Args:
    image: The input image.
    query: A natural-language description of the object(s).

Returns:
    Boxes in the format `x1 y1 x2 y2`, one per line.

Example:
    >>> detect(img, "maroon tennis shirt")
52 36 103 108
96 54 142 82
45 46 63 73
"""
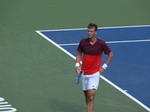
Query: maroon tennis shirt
77 38 111 75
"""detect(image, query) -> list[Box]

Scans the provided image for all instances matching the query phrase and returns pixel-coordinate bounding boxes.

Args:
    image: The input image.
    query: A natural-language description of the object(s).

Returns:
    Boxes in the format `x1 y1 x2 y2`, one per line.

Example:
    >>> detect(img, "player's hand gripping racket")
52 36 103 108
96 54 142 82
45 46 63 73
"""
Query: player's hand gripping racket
76 71 84 84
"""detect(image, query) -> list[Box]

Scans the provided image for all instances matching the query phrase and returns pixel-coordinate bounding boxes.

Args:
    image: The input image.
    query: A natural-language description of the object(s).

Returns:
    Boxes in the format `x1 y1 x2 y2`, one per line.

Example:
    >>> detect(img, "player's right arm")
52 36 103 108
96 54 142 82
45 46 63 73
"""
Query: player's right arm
75 52 82 73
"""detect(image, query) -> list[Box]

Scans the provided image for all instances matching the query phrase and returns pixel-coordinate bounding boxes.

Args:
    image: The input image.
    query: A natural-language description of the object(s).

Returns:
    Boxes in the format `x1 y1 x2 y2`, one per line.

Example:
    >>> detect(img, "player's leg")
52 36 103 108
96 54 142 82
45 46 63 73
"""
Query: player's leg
82 72 100 112
86 72 100 112
84 89 96 112
82 75 92 111
84 90 88 105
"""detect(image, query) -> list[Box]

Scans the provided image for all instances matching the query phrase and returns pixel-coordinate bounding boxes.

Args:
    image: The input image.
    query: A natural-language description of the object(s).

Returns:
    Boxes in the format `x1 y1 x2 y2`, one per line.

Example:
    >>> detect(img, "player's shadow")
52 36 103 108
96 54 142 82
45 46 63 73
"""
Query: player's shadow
49 98 84 112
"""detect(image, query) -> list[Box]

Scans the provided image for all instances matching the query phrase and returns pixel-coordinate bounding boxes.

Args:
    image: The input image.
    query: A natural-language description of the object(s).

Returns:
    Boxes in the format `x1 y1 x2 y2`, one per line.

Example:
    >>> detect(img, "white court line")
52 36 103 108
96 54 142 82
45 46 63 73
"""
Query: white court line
36 25 150 111
58 39 150 46
106 39 150 43
38 24 150 32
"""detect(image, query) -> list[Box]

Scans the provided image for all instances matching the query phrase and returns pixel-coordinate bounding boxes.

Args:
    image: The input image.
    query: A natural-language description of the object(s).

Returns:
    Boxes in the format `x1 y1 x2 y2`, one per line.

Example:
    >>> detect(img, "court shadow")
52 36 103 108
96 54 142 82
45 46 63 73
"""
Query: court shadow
49 98 84 112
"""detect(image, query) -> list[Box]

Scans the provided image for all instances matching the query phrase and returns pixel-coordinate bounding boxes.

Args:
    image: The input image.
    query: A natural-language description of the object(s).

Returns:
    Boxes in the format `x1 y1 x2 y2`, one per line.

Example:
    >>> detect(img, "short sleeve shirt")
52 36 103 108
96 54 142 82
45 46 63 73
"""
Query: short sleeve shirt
77 38 111 75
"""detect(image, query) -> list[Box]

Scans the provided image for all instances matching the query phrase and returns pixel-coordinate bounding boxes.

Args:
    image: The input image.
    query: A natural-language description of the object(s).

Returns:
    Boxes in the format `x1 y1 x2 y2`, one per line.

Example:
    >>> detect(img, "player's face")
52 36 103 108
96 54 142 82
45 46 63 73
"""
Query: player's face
87 28 97 39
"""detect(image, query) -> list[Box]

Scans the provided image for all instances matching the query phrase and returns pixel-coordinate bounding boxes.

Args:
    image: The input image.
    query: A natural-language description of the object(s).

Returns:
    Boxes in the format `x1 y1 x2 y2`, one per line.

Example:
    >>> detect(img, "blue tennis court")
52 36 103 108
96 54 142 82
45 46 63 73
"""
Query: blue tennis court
36 25 150 111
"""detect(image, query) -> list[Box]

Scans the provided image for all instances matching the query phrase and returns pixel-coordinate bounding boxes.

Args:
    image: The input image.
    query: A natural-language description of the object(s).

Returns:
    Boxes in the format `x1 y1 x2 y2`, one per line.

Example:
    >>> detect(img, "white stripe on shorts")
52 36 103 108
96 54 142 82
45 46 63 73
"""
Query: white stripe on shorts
81 72 100 91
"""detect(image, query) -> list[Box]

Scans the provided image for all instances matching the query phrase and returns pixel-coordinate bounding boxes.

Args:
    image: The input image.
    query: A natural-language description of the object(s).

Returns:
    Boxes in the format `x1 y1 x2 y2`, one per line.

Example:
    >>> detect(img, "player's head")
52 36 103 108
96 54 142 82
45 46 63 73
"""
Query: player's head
87 23 98 38
87 23 98 31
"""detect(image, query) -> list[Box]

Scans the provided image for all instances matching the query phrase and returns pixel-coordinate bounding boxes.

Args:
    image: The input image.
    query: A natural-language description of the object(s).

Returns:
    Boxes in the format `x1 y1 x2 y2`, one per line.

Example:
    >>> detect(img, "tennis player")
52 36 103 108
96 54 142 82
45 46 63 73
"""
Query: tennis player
75 23 114 112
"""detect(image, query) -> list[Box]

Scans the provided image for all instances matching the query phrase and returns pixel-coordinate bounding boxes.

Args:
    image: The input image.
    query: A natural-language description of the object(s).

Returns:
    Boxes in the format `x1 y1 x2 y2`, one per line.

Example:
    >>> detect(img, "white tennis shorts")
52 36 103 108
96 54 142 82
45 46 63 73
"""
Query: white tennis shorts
81 72 100 91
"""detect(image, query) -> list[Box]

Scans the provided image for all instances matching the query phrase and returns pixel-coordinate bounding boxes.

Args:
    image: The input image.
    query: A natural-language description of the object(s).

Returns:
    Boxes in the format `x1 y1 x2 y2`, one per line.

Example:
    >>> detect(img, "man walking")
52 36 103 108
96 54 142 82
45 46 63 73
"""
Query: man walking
75 23 114 112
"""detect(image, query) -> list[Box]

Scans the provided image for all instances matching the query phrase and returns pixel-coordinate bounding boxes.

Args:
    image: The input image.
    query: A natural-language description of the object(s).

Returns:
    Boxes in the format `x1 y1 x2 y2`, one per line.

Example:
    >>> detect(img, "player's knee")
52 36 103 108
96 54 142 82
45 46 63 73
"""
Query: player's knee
88 95 94 102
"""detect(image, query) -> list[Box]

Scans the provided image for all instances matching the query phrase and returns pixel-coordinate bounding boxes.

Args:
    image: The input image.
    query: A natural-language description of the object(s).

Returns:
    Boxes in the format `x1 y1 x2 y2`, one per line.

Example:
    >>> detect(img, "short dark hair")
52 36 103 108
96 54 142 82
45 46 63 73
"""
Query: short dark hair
87 23 98 31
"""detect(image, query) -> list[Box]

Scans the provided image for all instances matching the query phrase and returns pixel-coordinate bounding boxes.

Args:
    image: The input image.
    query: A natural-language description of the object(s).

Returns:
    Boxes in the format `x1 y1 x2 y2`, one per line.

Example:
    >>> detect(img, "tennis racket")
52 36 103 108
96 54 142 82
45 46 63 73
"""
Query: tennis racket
76 71 84 84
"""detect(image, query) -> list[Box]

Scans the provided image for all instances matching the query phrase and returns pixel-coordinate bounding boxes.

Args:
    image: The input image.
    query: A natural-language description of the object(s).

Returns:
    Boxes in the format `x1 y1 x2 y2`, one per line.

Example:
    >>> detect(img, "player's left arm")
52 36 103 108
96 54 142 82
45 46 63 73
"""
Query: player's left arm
99 51 114 74
105 51 114 65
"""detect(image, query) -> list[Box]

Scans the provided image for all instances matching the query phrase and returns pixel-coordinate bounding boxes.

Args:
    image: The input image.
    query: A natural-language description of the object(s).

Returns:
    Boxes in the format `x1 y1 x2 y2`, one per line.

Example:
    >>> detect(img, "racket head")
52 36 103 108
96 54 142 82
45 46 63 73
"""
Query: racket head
76 71 84 84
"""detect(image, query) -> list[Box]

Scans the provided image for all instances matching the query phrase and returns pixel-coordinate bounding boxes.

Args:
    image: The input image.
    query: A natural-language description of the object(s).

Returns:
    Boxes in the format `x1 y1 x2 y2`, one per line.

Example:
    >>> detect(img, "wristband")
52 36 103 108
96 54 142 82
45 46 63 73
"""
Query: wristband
102 63 108 69
75 63 80 67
